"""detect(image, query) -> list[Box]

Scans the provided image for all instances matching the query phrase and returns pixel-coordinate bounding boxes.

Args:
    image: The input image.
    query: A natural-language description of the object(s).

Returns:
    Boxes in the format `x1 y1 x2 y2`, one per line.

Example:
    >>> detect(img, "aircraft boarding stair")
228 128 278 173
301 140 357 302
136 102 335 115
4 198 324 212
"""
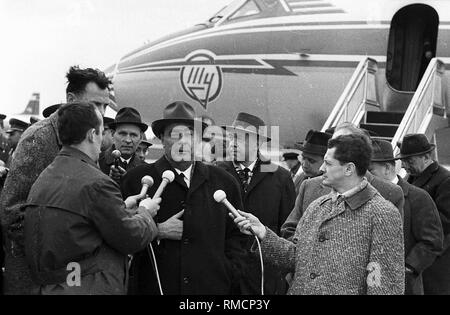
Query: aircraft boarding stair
322 57 449 164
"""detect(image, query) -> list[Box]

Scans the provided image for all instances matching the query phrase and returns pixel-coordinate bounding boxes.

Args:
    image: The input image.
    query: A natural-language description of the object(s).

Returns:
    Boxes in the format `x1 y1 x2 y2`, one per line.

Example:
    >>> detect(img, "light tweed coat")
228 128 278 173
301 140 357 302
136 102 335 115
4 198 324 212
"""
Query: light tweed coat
0 112 61 294
260 180 405 295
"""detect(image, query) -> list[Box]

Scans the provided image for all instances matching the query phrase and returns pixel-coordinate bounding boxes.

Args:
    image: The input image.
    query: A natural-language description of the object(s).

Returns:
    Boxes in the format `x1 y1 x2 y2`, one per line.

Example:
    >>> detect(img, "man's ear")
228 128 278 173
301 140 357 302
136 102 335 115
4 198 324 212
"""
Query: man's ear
345 163 356 176
66 92 77 103
87 128 95 143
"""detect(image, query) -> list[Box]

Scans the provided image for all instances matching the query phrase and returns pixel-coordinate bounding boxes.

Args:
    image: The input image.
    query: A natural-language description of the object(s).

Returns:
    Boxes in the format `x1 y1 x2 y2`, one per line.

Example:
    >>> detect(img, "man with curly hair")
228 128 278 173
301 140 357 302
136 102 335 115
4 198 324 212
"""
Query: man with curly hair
0 66 111 295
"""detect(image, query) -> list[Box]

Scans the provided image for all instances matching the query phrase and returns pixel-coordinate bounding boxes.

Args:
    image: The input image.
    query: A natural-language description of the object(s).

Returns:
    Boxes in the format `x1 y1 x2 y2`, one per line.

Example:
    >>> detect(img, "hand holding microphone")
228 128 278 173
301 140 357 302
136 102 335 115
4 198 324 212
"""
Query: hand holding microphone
153 170 175 198
213 190 267 240
125 176 154 209
110 150 126 181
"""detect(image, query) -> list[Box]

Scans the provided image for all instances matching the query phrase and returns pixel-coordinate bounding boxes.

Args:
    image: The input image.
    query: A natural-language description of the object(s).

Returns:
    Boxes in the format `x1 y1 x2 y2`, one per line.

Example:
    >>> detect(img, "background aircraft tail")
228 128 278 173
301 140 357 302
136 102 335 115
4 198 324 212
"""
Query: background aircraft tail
21 93 40 115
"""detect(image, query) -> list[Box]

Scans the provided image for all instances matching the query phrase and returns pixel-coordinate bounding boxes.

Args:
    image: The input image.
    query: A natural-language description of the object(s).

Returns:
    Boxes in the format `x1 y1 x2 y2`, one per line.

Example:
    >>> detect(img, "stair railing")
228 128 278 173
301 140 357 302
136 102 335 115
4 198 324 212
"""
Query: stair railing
391 58 447 156
321 57 379 132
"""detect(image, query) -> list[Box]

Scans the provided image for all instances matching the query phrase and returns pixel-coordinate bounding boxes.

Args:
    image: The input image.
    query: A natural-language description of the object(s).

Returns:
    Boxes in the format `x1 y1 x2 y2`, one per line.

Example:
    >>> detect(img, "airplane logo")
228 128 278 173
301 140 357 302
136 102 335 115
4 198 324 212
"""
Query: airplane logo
180 50 223 109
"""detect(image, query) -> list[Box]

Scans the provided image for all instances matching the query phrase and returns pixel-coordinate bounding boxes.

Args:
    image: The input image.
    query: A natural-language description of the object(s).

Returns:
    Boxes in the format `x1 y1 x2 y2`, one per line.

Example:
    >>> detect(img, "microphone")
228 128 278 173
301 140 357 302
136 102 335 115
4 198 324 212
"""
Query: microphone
112 149 121 168
213 190 243 219
214 190 256 236
153 170 175 199
137 175 154 199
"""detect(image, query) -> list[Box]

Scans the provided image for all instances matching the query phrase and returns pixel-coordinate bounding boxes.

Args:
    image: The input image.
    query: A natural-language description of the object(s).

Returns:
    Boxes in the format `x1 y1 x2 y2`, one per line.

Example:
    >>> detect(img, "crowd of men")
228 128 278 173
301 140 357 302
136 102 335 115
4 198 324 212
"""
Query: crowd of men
0 66 450 295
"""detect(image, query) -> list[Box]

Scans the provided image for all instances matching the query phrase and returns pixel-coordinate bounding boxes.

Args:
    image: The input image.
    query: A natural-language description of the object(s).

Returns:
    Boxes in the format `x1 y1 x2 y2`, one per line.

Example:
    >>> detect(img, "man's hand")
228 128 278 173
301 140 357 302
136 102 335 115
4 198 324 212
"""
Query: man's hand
109 165 126 181
233 210 267 240
158 210 184 240
124 195 140 210
138 197 162 218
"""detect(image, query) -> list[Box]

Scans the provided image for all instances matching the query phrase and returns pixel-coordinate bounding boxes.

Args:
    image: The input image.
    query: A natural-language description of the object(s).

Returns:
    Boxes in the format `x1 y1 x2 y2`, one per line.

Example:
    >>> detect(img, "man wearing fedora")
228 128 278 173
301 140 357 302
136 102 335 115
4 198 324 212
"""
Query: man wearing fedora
369 139 443 295
281 123 404 241
121 101 247 295
99 107 147 181
0 65 112 295
294 130 332 194
216 112 296 295
398 133 450 294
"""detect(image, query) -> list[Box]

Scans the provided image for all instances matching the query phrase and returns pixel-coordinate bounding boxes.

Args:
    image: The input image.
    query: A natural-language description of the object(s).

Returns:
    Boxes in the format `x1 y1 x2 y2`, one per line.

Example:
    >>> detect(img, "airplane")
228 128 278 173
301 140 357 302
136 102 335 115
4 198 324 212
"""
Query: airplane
105 0 450 163
2 92 42 128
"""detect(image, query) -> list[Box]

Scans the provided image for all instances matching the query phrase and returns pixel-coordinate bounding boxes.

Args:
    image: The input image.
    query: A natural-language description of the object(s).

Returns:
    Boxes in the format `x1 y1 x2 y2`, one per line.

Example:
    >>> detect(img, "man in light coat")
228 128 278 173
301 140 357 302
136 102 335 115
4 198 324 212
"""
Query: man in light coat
235 134 405 295
281 124 404 240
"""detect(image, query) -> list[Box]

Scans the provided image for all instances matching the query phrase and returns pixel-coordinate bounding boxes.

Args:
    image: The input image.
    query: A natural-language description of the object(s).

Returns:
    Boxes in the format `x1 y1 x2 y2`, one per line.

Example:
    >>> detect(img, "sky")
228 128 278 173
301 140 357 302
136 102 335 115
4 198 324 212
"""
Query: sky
0 0 231 115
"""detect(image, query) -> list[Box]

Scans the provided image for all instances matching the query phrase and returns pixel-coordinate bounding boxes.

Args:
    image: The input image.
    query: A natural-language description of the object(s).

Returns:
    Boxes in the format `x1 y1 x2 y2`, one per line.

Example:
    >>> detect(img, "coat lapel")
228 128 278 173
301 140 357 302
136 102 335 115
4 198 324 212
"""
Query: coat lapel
188 162 208 197
411 162 439 188
246 161 276 194
397 176 410 197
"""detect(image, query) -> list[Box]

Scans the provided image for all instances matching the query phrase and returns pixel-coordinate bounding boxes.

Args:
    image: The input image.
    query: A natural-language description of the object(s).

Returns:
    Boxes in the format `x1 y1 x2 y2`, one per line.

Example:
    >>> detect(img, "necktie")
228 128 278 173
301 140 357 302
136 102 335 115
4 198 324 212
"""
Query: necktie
179 172 189 188
237 167 251 193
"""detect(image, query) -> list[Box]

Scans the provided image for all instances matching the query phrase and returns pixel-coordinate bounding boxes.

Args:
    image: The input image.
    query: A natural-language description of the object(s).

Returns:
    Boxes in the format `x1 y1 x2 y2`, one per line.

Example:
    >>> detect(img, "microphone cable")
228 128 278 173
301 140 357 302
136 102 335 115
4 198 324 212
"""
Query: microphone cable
147 243 164 295
253 232 264 296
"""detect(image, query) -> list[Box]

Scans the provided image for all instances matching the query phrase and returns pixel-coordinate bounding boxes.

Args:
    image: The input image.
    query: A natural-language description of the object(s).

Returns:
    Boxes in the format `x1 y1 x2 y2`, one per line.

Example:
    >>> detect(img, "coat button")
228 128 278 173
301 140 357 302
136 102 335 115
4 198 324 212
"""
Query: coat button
183 277 189 284
310 273 319 280
183 238 190 245
318 231 329 242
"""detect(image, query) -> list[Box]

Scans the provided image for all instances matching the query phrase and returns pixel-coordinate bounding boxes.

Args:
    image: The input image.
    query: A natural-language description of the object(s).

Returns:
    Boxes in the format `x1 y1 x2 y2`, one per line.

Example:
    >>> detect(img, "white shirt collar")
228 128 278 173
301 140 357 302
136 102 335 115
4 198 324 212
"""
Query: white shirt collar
240 160 257 172
391 176 399 185
120 156 131 164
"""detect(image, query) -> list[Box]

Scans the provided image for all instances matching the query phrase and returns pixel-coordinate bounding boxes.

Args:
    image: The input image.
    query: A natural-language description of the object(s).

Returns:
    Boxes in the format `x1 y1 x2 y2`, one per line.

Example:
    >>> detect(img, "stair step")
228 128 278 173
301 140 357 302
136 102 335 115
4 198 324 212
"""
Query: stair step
371 136 393 142
366 111 404 124
360 123 399 138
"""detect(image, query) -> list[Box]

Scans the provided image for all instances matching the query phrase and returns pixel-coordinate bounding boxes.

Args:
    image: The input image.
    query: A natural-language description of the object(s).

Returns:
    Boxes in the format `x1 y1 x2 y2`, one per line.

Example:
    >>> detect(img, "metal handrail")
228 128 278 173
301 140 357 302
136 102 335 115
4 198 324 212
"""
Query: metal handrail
321 57 379 132
392 58 446 154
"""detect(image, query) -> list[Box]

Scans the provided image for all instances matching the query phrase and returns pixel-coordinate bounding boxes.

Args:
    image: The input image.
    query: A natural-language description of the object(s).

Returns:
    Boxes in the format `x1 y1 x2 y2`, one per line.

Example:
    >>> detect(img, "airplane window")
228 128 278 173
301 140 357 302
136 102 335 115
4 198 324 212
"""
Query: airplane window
229 0 261 20
208 0 245 24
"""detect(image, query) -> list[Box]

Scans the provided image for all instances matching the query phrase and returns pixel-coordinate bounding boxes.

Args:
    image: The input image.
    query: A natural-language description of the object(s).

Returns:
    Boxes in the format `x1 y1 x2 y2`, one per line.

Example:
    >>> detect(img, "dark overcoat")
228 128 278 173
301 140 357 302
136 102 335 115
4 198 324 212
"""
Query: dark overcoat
121 157 247 295
407 161 450 294
281 171 405 240
397 177 443 295
216 160 296 294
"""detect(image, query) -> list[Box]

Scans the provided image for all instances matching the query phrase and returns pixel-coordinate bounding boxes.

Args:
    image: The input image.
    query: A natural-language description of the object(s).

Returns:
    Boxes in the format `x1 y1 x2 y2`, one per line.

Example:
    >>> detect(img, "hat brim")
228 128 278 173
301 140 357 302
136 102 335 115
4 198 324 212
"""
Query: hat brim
222 125 271 142
396 144 436 159
152 119 207 139
109 122 148 133
371 157 399 162
296 144 326 156
139 140 153 147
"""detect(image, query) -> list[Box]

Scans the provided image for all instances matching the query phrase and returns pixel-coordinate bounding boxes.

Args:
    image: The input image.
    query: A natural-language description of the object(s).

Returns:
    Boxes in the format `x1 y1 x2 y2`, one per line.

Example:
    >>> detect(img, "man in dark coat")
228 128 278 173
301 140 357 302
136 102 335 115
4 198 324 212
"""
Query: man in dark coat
217 112 296 295
369 139 443 295
99 107 146 182
0 66 112 295
121 101 247 295
23 103 160 294
281 124 404 240
398 133 450 294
